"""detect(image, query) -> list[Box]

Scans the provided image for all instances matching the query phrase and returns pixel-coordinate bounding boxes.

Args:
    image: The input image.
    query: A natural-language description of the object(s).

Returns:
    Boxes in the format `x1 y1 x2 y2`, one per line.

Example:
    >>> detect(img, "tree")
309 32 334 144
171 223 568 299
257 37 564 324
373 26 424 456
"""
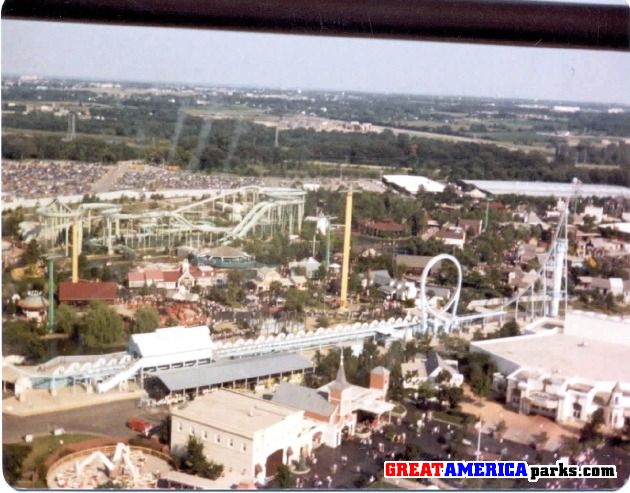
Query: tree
274 464 295 488
496 320 520 338
531 431 549 450
56 303 77 335
3 443 32 485
435 369 452 385
2 209 24 239
580 408 605 444
182 436 224 480
21 239 41 265
78 301 124 347
416 381 435 407
445 386 463 410
495 419 507 437
3 320 47 362
158 416 171 444
132 305 160 334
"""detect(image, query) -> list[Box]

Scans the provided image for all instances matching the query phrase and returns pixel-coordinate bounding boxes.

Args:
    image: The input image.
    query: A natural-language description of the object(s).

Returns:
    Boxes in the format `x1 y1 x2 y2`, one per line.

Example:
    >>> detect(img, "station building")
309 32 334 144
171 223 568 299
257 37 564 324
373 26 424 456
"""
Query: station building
272 354 394 448
170 390 309 483
471 311 630 430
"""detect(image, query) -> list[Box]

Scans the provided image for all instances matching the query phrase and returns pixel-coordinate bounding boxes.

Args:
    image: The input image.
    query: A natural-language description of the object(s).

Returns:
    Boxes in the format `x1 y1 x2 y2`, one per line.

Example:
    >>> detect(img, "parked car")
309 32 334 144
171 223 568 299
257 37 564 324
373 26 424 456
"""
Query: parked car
126 417 154 436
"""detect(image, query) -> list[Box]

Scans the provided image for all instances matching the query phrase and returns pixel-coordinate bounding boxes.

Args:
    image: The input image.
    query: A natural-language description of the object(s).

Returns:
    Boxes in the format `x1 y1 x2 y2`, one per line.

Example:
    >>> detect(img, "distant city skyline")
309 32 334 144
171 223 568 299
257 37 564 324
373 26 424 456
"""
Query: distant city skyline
2 19 630 105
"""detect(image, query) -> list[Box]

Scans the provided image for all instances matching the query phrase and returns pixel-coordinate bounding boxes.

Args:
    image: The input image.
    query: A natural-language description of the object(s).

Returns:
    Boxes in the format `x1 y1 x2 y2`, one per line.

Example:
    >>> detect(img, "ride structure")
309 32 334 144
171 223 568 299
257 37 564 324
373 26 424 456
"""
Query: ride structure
36 186 306 255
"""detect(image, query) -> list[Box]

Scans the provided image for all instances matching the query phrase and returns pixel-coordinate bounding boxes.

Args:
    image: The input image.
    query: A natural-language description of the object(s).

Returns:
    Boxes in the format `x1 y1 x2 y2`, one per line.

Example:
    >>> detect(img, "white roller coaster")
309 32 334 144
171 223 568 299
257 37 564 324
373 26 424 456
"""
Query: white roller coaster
36 186 306 254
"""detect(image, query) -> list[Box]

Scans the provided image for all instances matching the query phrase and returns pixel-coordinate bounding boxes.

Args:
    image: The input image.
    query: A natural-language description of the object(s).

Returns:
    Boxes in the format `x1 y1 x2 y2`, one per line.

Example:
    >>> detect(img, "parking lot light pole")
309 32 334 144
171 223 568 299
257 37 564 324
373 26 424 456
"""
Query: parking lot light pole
475 419 483 460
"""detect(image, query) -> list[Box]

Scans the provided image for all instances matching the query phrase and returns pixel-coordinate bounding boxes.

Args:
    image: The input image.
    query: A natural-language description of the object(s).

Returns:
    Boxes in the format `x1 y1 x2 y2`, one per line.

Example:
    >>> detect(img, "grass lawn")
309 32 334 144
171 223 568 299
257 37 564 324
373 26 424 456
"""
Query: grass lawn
16 433 97 487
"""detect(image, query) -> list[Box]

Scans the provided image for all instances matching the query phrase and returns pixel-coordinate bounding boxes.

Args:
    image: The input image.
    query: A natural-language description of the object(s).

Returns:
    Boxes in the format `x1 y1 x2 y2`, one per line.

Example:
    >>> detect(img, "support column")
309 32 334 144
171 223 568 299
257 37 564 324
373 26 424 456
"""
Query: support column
107 218 113 255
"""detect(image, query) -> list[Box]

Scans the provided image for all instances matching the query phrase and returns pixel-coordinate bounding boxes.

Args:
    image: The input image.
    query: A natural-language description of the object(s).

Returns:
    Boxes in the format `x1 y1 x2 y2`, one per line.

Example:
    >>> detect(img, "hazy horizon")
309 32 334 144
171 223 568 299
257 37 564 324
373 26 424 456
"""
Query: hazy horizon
3 20 630 106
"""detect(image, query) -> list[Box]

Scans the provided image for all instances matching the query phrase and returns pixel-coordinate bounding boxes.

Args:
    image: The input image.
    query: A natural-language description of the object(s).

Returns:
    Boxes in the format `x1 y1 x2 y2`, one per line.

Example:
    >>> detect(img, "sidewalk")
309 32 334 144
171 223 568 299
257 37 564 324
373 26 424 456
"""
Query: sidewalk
459 386 578 451
3 385 144 417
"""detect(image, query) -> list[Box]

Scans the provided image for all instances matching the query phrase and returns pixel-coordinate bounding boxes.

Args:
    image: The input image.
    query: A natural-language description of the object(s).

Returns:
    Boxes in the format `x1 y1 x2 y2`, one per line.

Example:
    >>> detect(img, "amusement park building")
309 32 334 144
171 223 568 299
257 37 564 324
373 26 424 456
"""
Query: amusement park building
128 260 224 290
471 312 630 430
170 390 310 483
196 246 255 269
272 356 393 448
58 281 117 305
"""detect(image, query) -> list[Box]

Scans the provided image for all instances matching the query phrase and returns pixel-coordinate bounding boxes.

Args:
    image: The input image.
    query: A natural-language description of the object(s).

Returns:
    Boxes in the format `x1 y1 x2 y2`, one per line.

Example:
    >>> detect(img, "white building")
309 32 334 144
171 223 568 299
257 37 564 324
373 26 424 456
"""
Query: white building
382 175 446 194
401 352 464 390
288 257 321 279
583 205 604 224
171 390 313 483
471 312 630 430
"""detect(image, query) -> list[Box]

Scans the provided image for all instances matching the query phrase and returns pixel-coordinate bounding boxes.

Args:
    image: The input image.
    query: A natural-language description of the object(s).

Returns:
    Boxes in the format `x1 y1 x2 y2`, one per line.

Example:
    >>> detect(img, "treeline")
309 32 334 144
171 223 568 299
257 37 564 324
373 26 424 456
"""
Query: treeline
4 112 630 185
2 134 140 162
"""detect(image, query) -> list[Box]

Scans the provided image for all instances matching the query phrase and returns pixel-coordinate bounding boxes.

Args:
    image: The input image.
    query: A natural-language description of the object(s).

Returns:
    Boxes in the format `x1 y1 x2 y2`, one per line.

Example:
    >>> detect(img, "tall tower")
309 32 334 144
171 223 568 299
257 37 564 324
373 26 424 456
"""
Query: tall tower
47 258 55 333
550 207 568 318
71 219 80 283
339 190 353 310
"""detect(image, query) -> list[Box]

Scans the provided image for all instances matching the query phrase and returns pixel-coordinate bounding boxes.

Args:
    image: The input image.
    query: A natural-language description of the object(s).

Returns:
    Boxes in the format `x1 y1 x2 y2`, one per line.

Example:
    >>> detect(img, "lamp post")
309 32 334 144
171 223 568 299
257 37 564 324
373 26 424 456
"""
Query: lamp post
475 419 484 460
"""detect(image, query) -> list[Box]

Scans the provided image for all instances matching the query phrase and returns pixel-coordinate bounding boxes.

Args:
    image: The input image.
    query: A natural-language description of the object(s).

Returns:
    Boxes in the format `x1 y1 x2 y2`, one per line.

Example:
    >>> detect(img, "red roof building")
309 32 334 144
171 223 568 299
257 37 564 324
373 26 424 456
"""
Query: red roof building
59 281 117 304
359 218 405 237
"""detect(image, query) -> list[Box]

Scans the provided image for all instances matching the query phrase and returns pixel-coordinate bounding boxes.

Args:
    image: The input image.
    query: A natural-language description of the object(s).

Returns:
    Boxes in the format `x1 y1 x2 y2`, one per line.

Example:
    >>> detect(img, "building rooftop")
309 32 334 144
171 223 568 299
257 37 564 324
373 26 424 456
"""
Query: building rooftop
272 382 336 418
463 180 630 198
58 281 117 302
129 325 212 358
18 293 48 310
171 389 299 438
472 331 630 382
204 245 250 259
383 175 445 194
157 352 312 392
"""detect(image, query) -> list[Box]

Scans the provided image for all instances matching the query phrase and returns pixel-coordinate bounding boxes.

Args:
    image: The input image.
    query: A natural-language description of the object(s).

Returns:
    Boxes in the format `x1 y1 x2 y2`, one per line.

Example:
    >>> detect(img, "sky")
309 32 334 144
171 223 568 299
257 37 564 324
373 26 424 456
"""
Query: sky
2 19 630 105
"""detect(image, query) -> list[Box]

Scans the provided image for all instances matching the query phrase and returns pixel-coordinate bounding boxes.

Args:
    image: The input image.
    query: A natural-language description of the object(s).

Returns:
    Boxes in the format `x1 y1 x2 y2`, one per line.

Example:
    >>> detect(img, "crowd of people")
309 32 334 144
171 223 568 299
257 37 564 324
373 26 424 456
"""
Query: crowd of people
113 164 259 192
2 160 109 199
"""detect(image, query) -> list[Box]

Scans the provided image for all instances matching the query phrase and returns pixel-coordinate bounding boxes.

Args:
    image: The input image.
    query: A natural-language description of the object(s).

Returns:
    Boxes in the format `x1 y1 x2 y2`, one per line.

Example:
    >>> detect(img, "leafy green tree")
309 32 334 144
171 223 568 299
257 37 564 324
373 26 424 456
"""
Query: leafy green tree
2 209 24 239
580 408 605 444
445 386 463 410
3 443 32 485
275 464 295 488
3 320 47 361
495 419 507 437
416 381 435 407
56 303 77 335
132 306 161 334
531 431 549 450
21 239 41 265
182 436 224 480
78 301 124 347
496 320 520 338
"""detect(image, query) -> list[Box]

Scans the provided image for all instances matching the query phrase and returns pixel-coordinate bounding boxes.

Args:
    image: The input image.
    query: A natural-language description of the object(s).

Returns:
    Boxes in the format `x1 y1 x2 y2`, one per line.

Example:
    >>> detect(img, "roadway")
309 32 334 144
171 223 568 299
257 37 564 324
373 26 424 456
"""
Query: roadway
2 398 169 444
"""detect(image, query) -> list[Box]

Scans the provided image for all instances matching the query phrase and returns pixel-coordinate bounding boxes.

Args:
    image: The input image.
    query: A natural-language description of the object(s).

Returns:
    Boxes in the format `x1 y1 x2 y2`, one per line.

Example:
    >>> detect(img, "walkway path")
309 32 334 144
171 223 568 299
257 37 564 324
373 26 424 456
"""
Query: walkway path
3 384 144 418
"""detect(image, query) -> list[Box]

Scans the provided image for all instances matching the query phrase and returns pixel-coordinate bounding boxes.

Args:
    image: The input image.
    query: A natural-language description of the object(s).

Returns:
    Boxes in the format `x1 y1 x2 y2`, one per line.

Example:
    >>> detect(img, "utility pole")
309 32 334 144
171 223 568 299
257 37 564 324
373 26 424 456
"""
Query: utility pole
326 222 331 268
47 258 55 333
484 199 490 232
339 190 353 310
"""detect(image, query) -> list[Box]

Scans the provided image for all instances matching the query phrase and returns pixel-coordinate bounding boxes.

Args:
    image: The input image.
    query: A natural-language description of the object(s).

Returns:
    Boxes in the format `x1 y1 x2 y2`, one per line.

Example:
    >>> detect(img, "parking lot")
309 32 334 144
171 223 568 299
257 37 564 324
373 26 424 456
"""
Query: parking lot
2 398 168 444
